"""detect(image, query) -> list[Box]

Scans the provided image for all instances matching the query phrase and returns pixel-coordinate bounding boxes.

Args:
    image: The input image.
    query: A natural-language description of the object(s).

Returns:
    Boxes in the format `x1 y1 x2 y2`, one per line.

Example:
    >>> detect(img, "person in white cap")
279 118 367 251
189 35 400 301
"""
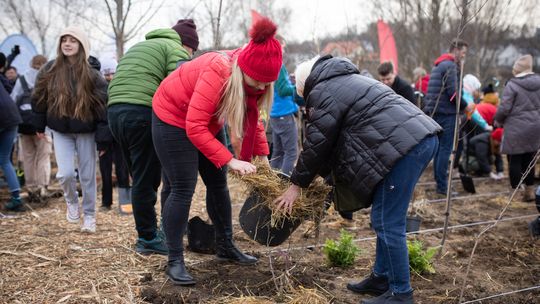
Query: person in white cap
32 26 109 233
97 56 132 215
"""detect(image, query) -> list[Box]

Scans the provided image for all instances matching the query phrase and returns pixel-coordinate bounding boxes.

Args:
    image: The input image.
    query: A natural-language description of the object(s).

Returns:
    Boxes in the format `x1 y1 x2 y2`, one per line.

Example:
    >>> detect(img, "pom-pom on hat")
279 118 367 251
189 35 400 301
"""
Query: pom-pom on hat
172 19 199 51
482 83 495 94
237 17 282 83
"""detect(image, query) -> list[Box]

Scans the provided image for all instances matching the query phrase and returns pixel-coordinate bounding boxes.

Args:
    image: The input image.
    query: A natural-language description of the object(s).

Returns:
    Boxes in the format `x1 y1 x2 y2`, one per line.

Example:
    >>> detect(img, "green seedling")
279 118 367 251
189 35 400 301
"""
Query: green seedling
407 239 438 274
323 229 360 267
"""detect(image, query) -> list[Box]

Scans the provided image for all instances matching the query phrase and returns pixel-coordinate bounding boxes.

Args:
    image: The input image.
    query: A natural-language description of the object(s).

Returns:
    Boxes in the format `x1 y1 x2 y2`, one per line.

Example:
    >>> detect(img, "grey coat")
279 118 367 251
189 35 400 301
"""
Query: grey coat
494 73 540 154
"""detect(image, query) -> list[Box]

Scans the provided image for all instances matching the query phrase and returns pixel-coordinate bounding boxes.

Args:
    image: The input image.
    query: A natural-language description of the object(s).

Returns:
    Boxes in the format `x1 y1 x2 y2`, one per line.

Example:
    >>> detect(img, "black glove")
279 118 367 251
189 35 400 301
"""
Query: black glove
11 45 20 56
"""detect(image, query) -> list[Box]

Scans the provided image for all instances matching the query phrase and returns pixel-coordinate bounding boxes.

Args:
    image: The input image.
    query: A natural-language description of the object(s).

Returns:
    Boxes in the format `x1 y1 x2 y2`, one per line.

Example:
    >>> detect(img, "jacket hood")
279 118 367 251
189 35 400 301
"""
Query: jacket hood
304 55 359 97
145 28 182 43
510 73 540 91
434 53 455 66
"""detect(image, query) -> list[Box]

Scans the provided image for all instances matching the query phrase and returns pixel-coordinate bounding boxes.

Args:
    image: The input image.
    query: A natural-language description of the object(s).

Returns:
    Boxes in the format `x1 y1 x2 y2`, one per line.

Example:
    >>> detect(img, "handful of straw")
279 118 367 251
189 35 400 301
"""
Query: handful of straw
231 160 331 226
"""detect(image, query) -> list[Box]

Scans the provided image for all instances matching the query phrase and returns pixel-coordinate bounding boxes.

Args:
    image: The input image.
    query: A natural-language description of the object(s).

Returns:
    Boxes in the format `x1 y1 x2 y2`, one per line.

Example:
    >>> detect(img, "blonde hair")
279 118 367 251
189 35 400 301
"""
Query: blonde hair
294 56 319 97
217 59 274 138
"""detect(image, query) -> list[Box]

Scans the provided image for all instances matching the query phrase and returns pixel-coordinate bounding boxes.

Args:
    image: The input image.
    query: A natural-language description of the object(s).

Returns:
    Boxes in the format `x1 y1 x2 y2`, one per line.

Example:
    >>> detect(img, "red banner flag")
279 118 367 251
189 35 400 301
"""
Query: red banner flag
377 20 399 74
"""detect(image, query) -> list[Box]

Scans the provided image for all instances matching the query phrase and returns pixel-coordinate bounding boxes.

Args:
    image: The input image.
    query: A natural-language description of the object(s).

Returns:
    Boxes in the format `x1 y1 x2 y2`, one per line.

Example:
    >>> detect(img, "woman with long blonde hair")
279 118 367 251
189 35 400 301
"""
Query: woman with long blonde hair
32 27 108 233
151 17 282 285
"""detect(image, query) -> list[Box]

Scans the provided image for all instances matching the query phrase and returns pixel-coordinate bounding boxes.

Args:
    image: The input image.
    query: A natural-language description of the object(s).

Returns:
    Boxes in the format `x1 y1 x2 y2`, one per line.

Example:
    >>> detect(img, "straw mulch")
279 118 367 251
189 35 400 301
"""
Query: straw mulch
0 196 164 304
230 160 331 226
286 286 330 304
210 286 330 304
209 295 275 304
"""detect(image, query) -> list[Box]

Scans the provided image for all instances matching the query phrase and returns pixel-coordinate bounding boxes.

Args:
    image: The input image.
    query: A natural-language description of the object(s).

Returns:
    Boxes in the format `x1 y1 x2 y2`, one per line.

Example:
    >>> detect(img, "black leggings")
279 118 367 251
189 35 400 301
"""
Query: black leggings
152 112 233 261
507 153 536 188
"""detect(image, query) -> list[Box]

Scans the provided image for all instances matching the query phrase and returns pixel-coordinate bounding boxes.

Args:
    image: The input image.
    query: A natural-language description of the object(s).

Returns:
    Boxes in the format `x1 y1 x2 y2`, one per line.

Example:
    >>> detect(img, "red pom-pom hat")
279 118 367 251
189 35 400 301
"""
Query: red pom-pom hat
237 17 282 83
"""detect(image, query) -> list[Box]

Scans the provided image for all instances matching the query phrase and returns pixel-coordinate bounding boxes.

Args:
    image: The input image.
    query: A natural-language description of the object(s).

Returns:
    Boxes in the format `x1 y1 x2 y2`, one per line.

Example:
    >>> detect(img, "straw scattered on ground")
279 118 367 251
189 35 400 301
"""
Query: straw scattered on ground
0 193 162 304
210 295 275 304
286 286 330 304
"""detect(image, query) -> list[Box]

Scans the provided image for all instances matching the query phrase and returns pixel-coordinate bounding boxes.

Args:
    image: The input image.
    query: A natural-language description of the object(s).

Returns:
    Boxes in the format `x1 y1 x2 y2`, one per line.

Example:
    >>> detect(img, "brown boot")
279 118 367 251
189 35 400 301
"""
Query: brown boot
523 186 535 202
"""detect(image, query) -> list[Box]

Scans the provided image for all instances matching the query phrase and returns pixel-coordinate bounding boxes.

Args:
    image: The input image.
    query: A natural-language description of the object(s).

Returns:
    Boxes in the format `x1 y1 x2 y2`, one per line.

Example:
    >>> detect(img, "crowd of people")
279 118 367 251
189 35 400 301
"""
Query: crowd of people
1 15 539 304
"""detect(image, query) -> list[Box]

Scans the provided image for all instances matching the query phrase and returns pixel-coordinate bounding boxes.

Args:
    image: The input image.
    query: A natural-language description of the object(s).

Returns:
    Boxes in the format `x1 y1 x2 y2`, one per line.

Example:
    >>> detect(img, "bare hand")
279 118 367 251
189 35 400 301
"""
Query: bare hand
99 150 106 157
274 184 301 214
227 158 257 175
36 132 45 139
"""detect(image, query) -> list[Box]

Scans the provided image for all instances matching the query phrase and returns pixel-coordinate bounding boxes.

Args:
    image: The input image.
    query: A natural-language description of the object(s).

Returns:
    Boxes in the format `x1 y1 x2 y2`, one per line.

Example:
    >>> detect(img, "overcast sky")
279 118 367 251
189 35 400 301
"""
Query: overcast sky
271 0 374 42
129 0 376 50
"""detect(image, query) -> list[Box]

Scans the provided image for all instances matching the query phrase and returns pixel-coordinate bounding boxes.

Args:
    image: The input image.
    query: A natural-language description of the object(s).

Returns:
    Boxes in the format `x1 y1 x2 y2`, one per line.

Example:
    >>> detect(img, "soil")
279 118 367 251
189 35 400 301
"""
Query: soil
1 169 539 303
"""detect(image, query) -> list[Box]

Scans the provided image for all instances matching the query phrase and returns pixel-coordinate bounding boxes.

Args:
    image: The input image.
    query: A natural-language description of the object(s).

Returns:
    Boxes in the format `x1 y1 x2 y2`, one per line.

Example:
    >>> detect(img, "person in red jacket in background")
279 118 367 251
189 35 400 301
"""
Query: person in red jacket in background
151 17 282 285
413 67 430 95
475 83 499 126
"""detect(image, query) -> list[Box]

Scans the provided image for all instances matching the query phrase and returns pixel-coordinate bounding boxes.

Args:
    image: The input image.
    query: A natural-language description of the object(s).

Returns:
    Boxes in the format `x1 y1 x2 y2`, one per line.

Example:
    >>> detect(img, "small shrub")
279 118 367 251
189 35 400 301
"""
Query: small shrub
323 229 360 267
407 240 438 274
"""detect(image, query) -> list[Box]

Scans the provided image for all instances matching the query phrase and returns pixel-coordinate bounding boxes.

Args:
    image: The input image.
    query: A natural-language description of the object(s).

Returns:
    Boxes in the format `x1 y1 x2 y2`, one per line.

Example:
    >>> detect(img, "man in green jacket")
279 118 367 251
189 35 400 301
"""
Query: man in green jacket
107 19 199 255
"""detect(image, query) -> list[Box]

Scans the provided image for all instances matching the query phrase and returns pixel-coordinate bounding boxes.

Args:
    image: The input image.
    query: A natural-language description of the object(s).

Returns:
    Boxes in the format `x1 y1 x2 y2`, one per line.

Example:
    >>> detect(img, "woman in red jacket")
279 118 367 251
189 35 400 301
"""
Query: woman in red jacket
151 18 282 285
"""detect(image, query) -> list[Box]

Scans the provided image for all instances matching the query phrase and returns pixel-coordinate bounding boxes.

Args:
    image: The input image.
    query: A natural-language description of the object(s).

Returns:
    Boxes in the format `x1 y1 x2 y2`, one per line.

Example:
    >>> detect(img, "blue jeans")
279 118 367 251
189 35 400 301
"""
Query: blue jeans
433 114 455 193
0 126 20 194
371 135 438 294
270 115 298 175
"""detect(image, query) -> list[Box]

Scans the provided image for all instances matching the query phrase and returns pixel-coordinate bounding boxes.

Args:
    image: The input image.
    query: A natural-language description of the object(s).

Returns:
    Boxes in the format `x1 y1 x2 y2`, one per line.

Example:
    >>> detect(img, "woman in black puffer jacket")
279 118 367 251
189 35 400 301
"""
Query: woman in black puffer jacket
275 55 441 304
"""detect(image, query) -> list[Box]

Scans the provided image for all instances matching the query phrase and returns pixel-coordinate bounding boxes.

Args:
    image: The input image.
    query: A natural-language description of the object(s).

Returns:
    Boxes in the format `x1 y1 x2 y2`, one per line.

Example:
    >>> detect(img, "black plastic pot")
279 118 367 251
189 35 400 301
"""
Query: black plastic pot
187 216 216 254
239 191 303 246
406 215 422 233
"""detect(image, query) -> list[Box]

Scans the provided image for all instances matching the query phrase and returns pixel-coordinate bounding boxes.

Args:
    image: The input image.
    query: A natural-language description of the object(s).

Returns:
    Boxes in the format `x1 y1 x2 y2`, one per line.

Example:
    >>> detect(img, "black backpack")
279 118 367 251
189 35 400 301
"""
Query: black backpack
16 76 36 135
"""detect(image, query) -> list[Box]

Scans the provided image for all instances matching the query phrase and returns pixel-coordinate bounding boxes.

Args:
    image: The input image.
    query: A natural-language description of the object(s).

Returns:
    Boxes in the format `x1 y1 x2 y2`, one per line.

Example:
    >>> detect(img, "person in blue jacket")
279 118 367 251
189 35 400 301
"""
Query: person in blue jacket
269 35 299 175
423 39 474 196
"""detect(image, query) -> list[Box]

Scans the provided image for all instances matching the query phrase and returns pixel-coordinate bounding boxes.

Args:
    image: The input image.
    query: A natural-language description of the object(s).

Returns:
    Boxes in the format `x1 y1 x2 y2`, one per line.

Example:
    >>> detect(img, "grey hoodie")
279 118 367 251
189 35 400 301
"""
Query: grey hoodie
494 73 540 154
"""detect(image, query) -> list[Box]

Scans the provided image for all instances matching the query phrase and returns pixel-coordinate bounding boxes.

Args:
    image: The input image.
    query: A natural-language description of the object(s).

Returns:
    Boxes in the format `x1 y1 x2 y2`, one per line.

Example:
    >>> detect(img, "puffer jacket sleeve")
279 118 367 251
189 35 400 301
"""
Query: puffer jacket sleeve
252 119 270 156
290 92 346 188
185 59 234 168
444 63 458 104
494 81 516 126
165 45 187 76
93 73 113 150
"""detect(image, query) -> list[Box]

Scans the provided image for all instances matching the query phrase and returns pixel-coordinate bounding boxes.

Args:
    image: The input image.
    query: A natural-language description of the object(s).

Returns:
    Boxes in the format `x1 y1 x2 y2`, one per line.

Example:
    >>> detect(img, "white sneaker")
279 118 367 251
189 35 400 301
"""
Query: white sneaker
497 172 505 179
81 215 96 233
66 203 80 223
490 172 500 180
39 186 49 198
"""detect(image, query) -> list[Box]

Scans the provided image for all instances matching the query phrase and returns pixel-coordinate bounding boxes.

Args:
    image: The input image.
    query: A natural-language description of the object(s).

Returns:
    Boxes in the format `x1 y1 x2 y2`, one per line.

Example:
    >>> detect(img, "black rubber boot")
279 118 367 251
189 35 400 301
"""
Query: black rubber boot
347 272 389 296
361 289 414 304
165 260 195 286
205 182 257 265
215 238 258 265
